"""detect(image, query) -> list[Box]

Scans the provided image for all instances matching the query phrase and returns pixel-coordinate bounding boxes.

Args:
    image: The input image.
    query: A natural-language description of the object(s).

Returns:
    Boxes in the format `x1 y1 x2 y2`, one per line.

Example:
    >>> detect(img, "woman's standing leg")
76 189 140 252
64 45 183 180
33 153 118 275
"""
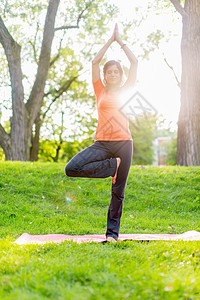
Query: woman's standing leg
65 141 117 179
106 141 133 240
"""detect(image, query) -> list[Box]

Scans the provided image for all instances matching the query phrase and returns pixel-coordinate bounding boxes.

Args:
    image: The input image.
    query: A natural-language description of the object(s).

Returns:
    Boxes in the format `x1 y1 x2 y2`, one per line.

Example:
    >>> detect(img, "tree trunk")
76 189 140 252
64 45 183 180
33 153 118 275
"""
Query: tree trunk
0 124 12 160
25 0 60 161
10 42 26 161
177 0 200 165
0 17 25 161
30 112 42 161
0 0 60 161
53 141 62 162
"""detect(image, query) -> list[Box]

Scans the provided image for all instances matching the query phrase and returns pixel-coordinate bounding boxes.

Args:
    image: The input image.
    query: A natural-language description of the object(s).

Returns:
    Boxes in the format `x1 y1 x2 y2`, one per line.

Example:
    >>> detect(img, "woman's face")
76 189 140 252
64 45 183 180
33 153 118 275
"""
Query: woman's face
104 64 121 87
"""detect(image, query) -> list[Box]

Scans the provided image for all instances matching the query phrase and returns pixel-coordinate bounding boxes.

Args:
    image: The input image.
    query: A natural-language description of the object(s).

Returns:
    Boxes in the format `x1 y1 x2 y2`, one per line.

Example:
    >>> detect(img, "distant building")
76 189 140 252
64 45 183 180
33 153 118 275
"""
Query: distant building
153 137 172 166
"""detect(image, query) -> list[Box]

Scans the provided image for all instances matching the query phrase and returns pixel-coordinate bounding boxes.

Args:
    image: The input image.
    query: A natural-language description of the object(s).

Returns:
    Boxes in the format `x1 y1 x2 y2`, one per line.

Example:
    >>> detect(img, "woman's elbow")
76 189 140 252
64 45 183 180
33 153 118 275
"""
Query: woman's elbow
131 58 138 66
92 59 99 65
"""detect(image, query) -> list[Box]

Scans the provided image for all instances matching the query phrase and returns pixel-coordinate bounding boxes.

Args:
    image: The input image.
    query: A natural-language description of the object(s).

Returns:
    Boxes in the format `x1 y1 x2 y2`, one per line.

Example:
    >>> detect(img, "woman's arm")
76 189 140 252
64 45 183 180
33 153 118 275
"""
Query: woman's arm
114 24 138 88
92 31 115 82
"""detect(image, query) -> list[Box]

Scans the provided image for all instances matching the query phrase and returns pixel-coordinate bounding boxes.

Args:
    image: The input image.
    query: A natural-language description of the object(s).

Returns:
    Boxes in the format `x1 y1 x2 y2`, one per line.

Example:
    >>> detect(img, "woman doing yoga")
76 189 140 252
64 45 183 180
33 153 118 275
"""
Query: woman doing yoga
65 24 138 242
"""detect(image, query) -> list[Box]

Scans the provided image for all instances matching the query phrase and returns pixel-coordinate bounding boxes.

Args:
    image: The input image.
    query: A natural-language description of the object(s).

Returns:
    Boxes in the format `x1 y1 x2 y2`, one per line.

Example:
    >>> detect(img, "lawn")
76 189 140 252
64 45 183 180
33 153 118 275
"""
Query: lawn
0 162 200 299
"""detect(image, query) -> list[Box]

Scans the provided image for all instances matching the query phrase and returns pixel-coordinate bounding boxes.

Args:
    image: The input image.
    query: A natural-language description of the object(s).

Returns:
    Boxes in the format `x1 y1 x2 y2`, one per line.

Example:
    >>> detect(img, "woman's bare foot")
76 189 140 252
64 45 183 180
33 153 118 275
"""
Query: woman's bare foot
112 157 121 184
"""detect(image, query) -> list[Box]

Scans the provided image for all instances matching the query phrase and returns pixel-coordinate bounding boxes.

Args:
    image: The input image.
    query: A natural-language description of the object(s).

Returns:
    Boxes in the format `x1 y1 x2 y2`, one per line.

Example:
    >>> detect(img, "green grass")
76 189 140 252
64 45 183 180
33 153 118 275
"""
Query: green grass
0 162 200 299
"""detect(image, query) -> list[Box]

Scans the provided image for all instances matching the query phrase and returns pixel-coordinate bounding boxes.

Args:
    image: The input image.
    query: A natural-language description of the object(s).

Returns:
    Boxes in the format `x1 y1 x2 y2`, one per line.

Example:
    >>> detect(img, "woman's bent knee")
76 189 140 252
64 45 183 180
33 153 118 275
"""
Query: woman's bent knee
65 163 73 176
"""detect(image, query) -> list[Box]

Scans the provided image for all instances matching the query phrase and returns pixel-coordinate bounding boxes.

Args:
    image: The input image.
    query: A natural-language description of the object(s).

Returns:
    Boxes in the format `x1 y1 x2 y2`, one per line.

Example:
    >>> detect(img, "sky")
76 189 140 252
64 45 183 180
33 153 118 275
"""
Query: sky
108 0 182 131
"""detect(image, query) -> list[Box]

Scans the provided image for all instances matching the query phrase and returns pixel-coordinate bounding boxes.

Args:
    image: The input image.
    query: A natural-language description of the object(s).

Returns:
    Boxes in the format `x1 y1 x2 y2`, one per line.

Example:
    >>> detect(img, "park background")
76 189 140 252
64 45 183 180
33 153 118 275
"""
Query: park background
0 1 200 299
0 0 183 166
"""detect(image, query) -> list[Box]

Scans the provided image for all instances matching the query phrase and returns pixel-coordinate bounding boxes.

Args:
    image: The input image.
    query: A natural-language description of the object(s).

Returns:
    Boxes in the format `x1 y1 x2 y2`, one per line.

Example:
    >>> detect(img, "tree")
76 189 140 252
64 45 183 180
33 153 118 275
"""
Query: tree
168 0 200 165
0 0 117 161
0 0 60 161
165 137 177 165
125 0 199 165
129 112 157 165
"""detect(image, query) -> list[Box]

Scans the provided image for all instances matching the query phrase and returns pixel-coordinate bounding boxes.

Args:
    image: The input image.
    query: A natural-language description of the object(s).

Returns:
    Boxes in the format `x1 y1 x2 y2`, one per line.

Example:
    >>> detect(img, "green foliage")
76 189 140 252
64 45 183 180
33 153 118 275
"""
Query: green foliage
0 0 118 99
0 162 200 299
141 30 165 60
0 146 5 161
165 137 177 165
38 140 79 162
38 140 62 162
130 113 157 165
156 120 177 165
38 137 94 163
37 112 178 166
0 0 118 160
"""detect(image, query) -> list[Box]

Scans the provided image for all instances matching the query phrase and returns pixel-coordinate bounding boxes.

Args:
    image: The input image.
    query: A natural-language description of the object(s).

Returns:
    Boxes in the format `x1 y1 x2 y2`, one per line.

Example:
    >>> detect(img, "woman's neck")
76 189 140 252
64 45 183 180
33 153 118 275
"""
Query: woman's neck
105 85 120 93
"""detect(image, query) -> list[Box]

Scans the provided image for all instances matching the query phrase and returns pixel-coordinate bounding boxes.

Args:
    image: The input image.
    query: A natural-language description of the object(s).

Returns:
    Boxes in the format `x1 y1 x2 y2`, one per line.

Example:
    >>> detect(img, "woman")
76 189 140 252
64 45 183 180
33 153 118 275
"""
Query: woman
65 24 138 242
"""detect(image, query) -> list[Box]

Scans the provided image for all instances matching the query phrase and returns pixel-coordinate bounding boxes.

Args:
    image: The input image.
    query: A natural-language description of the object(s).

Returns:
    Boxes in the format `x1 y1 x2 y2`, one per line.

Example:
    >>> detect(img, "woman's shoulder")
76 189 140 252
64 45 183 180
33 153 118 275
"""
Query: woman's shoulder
93 77 105 89
92 77 105 96
93 77 104 85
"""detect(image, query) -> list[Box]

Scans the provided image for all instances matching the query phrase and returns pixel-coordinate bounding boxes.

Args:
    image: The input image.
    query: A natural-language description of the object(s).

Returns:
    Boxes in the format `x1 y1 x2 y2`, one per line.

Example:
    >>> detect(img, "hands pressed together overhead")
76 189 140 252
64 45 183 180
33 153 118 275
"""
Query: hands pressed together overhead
110 23 122 44
92 23 138 85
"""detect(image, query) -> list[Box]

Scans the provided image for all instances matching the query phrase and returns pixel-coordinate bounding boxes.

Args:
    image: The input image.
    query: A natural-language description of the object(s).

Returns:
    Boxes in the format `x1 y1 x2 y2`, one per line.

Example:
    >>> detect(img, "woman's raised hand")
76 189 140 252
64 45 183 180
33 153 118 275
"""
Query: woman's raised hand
114 23 122 43
110 24 122 44
110 25 115 43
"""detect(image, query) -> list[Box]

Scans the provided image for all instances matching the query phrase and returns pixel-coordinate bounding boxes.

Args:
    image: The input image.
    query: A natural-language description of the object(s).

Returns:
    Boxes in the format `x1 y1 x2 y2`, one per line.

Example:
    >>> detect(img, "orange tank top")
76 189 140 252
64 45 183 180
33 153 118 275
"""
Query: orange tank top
92 78 133 142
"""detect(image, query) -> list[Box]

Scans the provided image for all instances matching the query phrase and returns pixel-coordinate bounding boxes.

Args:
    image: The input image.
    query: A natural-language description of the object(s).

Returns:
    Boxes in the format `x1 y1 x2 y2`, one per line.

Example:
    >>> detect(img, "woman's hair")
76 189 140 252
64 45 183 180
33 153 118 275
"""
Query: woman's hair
103 60 123 86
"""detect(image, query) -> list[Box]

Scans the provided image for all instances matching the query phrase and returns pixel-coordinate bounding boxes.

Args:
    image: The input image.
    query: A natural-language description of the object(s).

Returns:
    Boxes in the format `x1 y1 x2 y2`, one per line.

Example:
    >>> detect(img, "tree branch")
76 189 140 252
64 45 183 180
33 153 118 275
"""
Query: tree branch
0 123 11 158
54 1 91 32
42 76 78 120
169 0 188 17
50 34 64 67
26 0 60 123
28 22 40 64
50 53 60 67
55 25 80 31
0 16 24 101
0 123 9 141
162 53 181 88
28 40 38 64
3 0 8 17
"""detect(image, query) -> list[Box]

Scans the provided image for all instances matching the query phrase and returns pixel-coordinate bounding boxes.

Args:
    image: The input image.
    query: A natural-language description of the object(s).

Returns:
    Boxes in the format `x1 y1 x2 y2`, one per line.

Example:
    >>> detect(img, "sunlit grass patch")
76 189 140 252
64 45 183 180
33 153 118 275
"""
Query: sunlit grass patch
0 162 200 299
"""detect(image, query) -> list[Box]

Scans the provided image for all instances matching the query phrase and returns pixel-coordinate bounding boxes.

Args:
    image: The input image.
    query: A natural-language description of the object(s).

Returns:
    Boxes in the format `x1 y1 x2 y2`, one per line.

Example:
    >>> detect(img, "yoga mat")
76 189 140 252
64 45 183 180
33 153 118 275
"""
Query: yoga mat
14 230 200 245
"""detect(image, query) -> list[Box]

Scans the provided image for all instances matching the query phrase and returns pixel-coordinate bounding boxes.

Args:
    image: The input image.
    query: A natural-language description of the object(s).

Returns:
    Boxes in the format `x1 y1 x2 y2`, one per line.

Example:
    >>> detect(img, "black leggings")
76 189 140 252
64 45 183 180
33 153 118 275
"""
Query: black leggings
65 140 133 239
